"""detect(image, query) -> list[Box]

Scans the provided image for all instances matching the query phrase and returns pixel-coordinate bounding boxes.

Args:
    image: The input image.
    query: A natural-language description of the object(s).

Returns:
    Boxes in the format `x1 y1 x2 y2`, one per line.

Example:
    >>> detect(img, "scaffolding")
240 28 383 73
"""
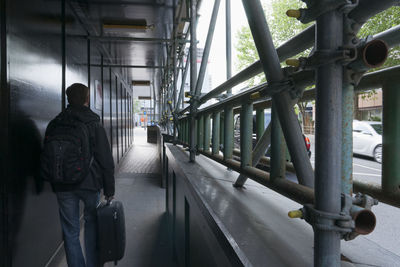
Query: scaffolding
159 0 400 265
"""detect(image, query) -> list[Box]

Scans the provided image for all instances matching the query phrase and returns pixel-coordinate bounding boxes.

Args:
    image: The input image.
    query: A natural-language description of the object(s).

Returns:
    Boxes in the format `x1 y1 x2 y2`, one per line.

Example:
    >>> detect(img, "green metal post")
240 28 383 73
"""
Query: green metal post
178 121 181 142
182 119 186 144
382 81 400 193
197 115 204 151
181 119 184 143
256 108 264 141
240 102 253 168
342 83 354 195
220 112 224 150
224 106 234 160
189 0 197 162
179 122 182 142
187 119 190 145
204 114 211 152
185 119 189 145
212 112 220 154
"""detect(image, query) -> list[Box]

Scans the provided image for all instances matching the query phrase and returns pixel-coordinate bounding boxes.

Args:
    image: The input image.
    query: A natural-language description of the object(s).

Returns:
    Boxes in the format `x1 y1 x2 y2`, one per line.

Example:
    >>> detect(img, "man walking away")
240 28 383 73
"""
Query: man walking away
41 83 115 267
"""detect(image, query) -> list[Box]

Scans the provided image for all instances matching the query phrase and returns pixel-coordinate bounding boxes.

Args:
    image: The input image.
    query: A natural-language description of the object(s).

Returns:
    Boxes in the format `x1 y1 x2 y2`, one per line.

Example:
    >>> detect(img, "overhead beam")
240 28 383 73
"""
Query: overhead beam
92 64 163 69
89 36 173 43
79 0 173 7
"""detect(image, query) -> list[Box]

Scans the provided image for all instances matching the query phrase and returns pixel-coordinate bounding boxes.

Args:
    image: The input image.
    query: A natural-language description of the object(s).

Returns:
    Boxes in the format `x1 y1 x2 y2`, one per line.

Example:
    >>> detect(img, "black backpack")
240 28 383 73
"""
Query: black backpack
40 111 94 185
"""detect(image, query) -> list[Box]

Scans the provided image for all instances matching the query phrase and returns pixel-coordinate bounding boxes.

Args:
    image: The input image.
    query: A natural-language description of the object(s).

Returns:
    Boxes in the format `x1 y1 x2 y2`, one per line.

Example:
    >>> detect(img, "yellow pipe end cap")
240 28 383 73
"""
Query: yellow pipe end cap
288 210 303 218
168 100 172 104
286 9 301 19
286 59 300 68
250 92 261 100
170 117 173 121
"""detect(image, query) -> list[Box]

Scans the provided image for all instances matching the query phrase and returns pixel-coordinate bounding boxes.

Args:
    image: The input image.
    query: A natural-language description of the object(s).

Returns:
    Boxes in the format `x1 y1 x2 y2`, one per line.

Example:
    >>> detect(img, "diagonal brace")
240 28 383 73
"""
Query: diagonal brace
234 122 272 187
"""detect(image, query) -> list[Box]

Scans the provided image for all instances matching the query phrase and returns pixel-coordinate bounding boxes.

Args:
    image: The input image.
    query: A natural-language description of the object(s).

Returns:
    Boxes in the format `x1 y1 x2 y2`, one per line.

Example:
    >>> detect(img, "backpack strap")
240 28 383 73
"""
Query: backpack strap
85 120 99 169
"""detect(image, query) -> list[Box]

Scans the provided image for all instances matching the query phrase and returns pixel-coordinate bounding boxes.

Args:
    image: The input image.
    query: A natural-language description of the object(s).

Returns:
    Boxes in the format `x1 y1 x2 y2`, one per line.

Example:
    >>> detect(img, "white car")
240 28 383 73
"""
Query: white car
353 120 382 163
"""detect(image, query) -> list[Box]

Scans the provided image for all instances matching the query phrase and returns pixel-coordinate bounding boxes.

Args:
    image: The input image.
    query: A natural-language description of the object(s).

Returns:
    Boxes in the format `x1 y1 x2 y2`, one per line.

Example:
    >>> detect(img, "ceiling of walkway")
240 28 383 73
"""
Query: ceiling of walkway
74 0 187 99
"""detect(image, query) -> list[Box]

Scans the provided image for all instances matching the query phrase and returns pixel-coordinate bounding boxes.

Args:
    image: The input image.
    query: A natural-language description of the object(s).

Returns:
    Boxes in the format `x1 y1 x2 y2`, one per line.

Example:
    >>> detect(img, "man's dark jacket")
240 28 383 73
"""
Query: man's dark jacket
46 105 115 196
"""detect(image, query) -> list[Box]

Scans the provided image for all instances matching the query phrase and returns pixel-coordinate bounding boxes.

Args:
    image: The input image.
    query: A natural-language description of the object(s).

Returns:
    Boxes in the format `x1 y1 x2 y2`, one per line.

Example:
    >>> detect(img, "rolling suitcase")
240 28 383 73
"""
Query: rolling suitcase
97 200 126 265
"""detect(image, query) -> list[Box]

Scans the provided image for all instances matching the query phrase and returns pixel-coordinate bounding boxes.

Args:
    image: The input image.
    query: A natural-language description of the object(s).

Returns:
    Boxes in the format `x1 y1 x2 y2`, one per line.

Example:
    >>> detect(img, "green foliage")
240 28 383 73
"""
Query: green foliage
369 116 382 122
235 0 311 86
236 26 263 86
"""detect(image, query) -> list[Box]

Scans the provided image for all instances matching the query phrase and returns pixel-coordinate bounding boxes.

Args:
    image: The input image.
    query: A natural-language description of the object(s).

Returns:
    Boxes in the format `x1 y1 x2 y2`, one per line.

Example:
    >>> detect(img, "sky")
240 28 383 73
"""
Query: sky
196 0 270 90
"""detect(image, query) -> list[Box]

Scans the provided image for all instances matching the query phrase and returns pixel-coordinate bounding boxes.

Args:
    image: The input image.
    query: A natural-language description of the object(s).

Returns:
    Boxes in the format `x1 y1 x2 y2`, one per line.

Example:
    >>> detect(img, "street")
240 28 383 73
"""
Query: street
309 136 382 186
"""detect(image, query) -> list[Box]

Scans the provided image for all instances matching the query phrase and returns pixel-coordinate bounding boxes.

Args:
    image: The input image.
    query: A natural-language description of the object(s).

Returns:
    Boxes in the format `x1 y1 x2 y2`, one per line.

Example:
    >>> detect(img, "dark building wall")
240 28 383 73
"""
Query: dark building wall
0 0 8 264
0 0 133 266
6 1 63 266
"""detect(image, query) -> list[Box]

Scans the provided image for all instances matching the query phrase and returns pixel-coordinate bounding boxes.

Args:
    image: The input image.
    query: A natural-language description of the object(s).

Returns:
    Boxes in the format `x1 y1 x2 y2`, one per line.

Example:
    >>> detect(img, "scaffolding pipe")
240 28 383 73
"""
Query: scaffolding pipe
204 114 211 152
173 0 177 142
223 106 234 160
231 148 400 209
212 112 220 155
176 53 190 110
194 0 221 97
226 0 232 95
189 0 197 162
314 8 343 266
348 0 398 27
341 15 356 197
342 82 354 196
196 149 315 205
270 103 285 180
240 102 253 168
255 108 264 141
285 65 400 106
197 115 204 151
373 24 400 48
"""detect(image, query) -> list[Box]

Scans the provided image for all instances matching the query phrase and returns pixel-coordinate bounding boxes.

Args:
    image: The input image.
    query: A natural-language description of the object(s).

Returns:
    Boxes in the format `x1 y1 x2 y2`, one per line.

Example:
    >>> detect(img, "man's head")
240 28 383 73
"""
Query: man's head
66 83 89 106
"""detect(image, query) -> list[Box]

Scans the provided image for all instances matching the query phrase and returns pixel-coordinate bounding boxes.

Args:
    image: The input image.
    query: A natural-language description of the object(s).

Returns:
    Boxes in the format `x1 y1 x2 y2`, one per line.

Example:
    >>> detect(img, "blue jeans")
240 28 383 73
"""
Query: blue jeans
56 190 100 267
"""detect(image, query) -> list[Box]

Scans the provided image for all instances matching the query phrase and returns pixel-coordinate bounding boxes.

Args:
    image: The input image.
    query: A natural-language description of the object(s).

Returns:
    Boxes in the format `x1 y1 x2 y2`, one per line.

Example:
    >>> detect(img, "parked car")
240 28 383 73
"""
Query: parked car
233 111 311 158
353 120 382 163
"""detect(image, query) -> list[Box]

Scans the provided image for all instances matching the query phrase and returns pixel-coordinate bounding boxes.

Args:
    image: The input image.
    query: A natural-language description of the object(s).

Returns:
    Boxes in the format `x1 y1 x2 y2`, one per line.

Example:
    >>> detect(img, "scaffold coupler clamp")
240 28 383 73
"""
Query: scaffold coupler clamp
289 193 378 241
301 200 354 237
215 93 228 101
282 67 308 100
260 72 297 99
292 46 357 71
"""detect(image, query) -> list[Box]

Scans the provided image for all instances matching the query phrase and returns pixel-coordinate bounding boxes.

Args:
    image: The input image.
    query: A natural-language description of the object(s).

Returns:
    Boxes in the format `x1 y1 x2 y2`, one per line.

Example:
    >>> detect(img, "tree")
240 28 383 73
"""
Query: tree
235 0 309 86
